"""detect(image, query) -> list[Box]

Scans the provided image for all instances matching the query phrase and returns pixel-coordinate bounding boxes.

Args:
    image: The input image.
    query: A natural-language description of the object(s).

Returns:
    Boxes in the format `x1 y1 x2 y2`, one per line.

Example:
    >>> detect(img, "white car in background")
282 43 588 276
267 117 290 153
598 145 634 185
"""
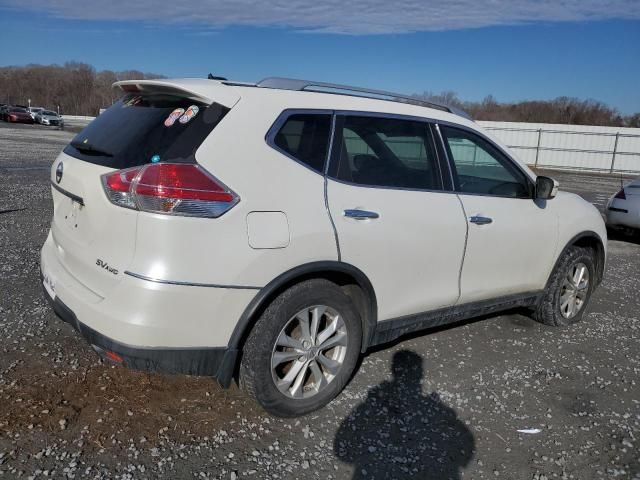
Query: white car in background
40 76 607 416
35 110 64 127
29 107 44 120
606 178 640 233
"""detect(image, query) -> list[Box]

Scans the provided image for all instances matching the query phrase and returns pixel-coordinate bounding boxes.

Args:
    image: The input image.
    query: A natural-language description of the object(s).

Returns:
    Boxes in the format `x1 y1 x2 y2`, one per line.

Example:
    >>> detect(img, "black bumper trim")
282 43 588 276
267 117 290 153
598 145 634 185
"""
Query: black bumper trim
51 181 85 206
608 207 628 214
41 280 237 387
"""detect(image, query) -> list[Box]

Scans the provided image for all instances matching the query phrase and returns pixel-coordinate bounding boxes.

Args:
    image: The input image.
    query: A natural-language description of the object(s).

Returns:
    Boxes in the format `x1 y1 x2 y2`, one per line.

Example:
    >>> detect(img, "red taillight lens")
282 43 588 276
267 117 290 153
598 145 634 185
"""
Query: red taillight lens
135 164 235 202
102 167 142 210
106 168 141 192
614 189 626 200
101 163 238 218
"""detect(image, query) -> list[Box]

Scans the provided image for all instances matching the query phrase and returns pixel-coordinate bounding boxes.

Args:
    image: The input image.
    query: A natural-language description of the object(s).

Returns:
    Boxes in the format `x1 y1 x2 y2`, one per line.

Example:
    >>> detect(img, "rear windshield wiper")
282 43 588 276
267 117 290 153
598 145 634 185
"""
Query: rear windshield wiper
70 141 114 157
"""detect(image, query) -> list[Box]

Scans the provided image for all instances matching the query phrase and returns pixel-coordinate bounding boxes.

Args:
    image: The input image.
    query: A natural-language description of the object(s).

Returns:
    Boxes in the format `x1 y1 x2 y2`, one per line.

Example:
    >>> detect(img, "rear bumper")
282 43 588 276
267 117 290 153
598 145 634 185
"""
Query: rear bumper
40 231 258 386
41 283 237 385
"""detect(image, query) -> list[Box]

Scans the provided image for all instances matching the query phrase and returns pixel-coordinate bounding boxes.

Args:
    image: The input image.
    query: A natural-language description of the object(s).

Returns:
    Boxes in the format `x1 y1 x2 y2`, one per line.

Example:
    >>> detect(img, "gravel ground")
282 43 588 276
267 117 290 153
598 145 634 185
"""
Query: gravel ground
0 122 639 479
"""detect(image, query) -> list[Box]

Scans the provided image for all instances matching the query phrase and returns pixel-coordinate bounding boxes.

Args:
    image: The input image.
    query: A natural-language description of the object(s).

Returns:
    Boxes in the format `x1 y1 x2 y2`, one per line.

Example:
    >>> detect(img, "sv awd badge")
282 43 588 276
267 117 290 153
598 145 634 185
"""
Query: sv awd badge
96 259 118 275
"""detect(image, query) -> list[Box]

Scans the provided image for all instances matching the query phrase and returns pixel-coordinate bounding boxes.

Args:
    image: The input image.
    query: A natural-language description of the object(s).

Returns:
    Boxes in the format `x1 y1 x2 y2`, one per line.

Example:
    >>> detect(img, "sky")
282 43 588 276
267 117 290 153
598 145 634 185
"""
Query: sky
0 0 639 113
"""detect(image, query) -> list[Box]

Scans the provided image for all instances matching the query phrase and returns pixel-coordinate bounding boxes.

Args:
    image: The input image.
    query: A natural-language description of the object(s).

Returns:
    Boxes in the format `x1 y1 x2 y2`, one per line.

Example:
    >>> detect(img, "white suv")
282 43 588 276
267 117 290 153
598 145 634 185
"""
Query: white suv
41 77 606 416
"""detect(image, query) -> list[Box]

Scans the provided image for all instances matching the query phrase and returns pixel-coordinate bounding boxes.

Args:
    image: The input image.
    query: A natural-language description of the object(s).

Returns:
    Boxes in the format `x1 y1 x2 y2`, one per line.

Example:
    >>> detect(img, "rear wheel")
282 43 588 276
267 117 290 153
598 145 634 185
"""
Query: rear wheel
239 279 362 417
533 246 596 327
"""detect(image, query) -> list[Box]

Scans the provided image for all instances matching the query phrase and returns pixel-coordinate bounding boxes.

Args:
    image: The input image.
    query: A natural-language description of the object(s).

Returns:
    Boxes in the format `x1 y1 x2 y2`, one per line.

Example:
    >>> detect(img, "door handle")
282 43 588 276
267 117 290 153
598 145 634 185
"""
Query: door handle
469 215 493 225
344 209 379 220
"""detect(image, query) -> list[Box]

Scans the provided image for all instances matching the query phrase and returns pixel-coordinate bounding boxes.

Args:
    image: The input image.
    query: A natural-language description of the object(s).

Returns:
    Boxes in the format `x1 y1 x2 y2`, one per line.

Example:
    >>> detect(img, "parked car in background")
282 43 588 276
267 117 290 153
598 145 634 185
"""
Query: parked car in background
606 177 640 234
0 105 8 121
29 107 44 120
36 110 64 127
4 106 34 124
41 76 607 416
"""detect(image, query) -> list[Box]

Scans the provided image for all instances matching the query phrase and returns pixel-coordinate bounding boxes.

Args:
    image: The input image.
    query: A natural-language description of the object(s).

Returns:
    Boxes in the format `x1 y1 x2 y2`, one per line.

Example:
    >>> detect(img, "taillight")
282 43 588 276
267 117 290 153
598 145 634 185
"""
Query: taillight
101 163 239 218
104 168 140 209
614 189 626 200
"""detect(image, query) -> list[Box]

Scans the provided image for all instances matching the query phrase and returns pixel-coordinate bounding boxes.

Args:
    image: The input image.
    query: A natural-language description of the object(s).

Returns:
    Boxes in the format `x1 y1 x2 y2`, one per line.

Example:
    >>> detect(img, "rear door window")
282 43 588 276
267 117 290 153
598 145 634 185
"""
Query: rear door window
271 113 332 173
330 115 442 190
64 94 229 169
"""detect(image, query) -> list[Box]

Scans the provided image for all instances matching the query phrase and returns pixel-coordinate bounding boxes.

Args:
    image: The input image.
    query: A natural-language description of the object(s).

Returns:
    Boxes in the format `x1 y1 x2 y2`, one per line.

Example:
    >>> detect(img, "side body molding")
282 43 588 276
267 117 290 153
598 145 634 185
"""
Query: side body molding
228 261 378 352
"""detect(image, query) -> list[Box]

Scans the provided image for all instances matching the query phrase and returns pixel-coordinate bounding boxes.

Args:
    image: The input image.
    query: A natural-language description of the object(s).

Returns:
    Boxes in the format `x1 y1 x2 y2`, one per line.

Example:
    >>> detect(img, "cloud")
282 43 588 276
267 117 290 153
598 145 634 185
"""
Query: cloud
3 0 640 34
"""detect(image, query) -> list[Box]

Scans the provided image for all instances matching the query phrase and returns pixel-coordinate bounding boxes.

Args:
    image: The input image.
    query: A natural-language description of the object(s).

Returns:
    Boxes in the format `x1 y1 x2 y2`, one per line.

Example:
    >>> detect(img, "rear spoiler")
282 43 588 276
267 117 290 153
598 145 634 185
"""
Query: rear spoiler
113 79 241 109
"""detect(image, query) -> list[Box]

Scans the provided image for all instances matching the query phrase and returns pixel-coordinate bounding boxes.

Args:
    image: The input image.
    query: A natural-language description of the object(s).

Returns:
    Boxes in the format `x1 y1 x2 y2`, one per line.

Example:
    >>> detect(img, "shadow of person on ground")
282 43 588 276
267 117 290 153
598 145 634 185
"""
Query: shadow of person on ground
334 350 474 479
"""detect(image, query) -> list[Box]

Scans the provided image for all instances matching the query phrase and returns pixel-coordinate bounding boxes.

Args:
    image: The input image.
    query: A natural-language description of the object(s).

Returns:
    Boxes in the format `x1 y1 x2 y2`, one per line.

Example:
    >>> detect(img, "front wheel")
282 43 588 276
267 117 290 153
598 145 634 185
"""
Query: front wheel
533 246 596 327
239 279 362 417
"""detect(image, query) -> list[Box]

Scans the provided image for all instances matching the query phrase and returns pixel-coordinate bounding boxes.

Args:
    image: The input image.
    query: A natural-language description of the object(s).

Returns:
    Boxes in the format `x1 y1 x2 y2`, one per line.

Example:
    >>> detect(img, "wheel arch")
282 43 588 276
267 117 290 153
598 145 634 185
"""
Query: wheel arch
228 262 378 356
548 231 606 288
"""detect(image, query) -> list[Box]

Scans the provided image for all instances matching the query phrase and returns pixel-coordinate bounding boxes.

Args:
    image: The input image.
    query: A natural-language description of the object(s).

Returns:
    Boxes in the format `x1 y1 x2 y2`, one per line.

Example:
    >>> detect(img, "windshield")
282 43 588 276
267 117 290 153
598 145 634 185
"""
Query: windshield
43 111 57 116
64 93 229 169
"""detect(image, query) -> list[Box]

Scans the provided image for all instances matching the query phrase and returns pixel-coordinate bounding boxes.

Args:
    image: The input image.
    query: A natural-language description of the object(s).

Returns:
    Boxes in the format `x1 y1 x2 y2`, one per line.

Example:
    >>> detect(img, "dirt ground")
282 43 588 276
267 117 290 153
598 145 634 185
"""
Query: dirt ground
0 122 639 479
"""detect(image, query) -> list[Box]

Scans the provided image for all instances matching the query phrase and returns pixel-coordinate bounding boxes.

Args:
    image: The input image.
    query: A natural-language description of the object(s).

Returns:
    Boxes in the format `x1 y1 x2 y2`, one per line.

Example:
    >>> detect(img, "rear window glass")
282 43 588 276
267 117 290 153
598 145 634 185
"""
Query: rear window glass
64 94 229 169
271 113 332 173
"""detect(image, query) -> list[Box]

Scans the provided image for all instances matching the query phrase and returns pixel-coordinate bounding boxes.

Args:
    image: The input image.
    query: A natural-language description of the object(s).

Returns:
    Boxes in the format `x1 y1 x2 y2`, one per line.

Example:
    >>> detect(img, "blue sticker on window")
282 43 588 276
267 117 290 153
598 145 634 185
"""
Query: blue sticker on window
151 154 161 163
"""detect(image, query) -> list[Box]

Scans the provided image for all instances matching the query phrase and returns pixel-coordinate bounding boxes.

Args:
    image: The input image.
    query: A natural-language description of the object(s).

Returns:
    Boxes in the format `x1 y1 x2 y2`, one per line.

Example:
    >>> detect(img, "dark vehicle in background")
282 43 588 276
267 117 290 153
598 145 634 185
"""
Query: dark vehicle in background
3 106 34 124
35 110 64 127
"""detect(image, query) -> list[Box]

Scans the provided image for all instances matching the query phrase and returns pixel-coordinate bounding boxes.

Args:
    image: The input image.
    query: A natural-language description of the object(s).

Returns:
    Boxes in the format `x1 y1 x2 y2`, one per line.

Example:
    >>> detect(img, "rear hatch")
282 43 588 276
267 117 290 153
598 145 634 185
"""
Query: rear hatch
49 81 235 298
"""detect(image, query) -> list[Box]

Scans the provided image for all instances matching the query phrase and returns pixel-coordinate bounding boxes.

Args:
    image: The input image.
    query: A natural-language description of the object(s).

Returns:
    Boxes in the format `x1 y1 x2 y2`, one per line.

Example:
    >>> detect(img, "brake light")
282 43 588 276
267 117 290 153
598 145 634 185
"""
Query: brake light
614 189 626 200
101 163 239 218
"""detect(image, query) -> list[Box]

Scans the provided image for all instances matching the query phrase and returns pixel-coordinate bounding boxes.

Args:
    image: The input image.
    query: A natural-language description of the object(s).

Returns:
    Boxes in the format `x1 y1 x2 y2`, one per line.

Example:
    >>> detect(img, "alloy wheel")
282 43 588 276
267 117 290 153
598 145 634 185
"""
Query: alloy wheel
271 305 348 399
559 262 590 319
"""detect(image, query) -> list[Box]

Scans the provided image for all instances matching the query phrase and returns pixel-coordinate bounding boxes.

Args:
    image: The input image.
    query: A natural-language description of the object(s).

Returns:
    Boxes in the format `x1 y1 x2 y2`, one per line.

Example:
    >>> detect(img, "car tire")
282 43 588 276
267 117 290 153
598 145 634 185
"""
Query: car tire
239 279 362 417
533 246 596 327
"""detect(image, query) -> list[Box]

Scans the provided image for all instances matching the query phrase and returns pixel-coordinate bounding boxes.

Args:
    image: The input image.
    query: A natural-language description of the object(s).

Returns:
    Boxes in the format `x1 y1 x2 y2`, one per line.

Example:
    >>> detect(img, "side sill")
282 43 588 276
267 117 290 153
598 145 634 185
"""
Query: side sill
371 291 543 346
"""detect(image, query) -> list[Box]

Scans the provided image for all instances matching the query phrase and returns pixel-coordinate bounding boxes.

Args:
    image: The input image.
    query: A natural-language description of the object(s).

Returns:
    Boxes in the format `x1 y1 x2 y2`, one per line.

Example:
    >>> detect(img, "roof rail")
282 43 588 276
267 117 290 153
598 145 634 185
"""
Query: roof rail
256 77 472 120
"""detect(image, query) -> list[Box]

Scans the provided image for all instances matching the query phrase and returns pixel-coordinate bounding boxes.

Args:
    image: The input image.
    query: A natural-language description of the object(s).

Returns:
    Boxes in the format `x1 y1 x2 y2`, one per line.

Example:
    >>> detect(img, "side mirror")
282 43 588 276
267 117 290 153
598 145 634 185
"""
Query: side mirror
536 176 559 200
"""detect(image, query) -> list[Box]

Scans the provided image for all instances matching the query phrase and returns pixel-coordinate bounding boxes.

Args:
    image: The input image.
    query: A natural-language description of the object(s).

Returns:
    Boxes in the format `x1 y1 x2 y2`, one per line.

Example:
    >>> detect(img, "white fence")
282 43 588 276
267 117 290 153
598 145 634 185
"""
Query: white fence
479 121 640 174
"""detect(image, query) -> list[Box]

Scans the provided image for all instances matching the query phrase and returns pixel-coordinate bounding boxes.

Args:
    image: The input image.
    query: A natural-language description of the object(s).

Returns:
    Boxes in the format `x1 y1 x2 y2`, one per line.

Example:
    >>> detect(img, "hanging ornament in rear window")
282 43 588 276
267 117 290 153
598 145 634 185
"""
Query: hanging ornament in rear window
179 105 199 124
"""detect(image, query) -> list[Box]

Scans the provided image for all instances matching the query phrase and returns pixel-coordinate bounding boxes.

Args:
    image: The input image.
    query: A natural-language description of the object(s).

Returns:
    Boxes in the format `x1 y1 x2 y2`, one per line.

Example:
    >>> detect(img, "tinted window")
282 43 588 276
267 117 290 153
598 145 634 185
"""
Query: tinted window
332 116 441 190
273 113 331 172
64 94 229 169
441 126 531 198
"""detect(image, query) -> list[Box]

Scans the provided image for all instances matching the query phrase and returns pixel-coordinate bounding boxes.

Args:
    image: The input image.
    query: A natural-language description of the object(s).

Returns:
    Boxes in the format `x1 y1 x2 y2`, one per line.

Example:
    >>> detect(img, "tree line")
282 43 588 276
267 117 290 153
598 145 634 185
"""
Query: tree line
414 91 640 128
0 62 164 116
1 62 638 127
